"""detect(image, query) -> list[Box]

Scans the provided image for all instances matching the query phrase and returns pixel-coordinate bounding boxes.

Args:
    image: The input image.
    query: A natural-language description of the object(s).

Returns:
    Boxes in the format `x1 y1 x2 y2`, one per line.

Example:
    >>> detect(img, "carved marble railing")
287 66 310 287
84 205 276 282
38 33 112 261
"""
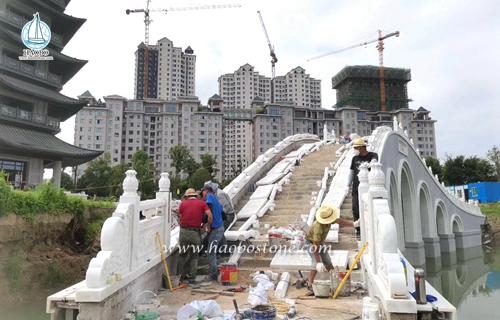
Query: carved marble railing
358 163 409 310
75 170 173 302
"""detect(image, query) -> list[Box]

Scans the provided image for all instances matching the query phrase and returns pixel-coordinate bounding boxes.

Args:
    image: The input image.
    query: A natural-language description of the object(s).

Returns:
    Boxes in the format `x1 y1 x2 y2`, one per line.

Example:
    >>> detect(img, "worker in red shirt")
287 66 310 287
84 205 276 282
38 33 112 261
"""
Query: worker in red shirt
177 188 212 284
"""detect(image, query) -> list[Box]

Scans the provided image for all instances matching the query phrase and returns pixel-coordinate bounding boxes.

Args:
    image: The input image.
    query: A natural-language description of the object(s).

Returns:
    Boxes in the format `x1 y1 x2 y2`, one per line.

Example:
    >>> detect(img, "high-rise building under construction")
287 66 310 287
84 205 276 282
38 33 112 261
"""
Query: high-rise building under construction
332 65 411 111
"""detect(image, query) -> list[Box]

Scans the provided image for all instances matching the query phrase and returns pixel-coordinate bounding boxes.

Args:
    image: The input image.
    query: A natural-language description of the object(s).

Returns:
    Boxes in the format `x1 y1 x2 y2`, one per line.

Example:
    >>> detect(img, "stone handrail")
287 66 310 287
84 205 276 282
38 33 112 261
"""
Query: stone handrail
75 171 172 302
371 119 482 218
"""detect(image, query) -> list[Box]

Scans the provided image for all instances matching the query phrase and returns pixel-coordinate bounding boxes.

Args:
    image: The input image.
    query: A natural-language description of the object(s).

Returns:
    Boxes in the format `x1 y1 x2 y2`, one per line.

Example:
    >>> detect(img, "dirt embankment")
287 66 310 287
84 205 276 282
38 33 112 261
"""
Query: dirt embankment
0 208 113 302
486 216 500 246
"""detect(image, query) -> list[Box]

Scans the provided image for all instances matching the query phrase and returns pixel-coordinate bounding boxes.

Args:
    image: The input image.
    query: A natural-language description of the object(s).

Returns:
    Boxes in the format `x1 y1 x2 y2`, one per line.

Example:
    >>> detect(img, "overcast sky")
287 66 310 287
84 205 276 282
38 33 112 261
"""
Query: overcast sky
57 0 499 162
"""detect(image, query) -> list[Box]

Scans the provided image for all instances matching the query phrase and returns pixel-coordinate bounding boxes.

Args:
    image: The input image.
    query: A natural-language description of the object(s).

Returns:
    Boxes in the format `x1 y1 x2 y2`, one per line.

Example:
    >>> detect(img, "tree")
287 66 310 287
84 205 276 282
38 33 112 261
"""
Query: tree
442 155 496 186
131 150 156 199
183 157 201 177
201 154 218 177
168 146 191 177
486 145 500 182
189 168 212 190
425 157 442 180
77 153 113 197
109 163 129 197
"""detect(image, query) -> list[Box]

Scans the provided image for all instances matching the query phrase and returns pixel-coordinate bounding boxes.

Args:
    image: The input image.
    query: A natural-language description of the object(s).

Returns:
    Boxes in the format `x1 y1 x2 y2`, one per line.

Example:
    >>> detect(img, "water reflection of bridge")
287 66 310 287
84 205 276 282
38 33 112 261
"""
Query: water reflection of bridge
425 246 492 308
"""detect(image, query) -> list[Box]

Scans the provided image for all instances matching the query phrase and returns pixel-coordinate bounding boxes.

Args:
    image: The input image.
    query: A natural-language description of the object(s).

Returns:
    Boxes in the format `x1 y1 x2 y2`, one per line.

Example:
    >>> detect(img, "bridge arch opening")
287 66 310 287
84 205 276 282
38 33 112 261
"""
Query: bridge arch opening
418 183 434 238
452 216 464 233
436 202 447 235
388 170 404 249
400 161 419 243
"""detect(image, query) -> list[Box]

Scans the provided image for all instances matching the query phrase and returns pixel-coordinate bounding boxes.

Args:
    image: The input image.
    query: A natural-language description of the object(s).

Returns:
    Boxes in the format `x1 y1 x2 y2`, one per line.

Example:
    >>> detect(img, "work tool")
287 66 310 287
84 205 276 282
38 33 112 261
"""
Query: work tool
294 270 307 289
333 242 368 299
224 285 247 293
232 299 245 320
156 232 186 292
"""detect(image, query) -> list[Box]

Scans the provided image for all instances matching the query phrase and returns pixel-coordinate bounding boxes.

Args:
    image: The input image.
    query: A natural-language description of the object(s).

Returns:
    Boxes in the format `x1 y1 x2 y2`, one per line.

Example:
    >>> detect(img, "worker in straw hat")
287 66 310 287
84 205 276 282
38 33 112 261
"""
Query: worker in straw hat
303 204 359 291
345 138 378 240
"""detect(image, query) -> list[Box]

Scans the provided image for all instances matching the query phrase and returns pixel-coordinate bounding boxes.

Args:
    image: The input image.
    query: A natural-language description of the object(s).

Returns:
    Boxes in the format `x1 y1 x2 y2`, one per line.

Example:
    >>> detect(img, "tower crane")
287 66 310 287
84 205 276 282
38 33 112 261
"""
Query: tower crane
126 0 241 99
308 30 400 112
257 11 278 80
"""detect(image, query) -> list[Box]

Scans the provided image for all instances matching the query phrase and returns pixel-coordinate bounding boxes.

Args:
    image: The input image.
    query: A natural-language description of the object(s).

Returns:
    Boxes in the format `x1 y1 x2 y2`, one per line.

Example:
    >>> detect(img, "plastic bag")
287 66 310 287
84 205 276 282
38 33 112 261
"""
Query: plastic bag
247 283 269 306
177 300 224 320
252 273 275 291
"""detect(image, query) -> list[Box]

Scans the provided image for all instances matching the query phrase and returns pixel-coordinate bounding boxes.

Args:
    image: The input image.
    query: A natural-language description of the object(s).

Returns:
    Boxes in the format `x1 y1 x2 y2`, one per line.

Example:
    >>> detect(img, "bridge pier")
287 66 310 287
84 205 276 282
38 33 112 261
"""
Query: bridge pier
454 230 482 249
439 234 456 253
423 237 441 258
403 241 426 266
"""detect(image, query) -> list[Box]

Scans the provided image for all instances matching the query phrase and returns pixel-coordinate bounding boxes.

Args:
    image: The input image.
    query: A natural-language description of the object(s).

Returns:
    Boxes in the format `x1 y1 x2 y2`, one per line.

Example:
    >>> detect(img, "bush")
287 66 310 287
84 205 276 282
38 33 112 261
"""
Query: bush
36 183 68 215
0 174 115 221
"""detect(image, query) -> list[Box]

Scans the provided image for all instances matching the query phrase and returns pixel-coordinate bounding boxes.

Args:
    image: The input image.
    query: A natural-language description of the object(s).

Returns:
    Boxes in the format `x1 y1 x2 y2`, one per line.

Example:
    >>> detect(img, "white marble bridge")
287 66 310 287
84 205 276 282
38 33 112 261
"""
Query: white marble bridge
46 118 486 320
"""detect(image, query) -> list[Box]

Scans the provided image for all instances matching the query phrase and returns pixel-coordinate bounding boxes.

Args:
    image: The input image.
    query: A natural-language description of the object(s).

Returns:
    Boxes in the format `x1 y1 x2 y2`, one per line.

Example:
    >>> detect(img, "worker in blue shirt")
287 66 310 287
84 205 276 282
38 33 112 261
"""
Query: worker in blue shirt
200 184 225 282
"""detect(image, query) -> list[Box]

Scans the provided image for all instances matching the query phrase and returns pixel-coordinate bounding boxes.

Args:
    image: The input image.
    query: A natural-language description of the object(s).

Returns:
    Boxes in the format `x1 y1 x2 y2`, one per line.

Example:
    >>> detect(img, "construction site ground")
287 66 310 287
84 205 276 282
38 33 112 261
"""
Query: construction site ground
157 269 365 320
157 143 365 319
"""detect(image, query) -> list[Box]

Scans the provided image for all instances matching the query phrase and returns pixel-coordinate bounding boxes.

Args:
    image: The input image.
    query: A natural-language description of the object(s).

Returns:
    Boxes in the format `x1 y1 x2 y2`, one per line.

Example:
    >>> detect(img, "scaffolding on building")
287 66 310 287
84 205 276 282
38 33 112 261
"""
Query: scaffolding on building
332 65 412 111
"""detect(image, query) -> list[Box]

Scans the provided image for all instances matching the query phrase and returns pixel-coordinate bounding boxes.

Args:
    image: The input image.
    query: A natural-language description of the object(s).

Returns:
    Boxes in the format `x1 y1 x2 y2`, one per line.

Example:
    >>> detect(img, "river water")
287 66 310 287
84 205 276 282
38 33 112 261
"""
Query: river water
3 246 500 319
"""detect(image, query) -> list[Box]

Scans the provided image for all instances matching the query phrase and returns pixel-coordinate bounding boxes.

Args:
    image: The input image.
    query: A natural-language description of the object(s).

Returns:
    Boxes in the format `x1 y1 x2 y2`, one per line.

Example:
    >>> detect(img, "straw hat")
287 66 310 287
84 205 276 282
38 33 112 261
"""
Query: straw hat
352 138 368 148
183 188 200 199
315 204 340 224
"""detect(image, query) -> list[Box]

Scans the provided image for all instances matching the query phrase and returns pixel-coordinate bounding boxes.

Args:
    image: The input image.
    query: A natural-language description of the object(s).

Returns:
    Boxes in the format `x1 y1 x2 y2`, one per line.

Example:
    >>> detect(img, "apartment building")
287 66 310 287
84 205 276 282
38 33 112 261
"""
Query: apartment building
73 92 126 179
273 66 322 108
217 64 322 179
134 38 196 100
218 64 272 109
75 95 223 181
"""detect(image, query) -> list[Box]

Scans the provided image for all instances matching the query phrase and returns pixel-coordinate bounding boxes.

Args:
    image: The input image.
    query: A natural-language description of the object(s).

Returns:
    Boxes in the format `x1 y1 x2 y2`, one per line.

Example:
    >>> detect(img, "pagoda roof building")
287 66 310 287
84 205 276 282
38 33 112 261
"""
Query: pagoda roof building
0 0 101 188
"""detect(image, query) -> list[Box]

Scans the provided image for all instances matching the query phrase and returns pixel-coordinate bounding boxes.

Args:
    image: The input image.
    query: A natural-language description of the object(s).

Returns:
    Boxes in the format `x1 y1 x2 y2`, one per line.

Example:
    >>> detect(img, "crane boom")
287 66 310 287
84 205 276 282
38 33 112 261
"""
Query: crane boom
257 11 273 52
257 10 278 81
308 30 400 112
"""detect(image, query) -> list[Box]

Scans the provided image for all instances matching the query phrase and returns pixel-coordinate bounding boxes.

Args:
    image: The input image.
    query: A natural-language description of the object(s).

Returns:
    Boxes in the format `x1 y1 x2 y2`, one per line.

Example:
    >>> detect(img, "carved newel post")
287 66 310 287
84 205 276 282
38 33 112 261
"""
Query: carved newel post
120 170 141 270
368 162 386 190
158 172 170 191
123 170 139 196
358 163 370 244
156 172 172 252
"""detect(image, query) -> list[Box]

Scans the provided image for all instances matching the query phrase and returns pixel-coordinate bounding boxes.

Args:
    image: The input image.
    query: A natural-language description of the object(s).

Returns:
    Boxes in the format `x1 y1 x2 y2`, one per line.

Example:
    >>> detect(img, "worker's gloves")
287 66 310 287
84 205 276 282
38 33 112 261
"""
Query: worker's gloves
344 186 350 196
316 262 327 273
353 220 360 228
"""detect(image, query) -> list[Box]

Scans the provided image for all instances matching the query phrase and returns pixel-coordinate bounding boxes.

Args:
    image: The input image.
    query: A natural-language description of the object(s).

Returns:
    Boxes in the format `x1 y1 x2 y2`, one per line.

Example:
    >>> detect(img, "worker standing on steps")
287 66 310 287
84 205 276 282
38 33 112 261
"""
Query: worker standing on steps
303 204 359 291
345 138 379 240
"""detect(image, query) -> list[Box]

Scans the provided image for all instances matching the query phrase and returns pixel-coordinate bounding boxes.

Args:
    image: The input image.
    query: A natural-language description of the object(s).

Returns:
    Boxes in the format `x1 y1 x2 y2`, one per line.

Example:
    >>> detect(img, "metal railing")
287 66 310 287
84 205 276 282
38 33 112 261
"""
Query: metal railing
0 55 62 86
0 103 60 129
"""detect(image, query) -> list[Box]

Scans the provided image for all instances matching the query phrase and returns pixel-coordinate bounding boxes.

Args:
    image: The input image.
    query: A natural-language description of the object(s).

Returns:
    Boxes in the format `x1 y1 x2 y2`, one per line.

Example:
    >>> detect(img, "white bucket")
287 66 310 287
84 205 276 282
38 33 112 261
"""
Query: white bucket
312 280 331 297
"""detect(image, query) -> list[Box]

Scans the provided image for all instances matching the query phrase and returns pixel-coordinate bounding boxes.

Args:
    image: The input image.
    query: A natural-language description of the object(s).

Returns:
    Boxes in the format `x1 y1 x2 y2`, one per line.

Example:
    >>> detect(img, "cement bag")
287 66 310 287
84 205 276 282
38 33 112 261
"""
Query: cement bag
177 300 223 320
